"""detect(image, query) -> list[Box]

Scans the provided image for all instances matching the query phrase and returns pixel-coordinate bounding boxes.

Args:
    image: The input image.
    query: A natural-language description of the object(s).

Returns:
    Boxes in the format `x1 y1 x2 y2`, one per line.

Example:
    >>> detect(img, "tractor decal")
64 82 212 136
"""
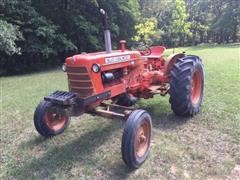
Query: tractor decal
105 54 131 64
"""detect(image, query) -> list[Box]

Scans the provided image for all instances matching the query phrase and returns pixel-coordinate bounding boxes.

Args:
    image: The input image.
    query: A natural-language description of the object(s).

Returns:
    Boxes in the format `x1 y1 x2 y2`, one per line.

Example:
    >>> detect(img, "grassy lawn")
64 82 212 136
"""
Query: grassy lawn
1 44 240 179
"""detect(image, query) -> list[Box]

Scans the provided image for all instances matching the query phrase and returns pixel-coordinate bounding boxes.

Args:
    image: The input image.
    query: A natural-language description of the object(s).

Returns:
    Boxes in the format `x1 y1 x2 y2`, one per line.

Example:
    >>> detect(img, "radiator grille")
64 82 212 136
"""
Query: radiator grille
67 66 94 97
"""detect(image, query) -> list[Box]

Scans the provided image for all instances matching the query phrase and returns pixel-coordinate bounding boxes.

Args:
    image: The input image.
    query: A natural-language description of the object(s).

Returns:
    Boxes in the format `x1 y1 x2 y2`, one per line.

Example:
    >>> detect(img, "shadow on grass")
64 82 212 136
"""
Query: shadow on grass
10 122 134 179
151 113 189 130
108 161 135 179
20 136 46 147
137 99 189 130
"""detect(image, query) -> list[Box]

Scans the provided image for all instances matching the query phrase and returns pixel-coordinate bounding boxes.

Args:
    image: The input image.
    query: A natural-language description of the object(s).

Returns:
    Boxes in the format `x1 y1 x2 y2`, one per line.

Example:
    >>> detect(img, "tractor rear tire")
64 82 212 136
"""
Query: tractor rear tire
169 56 204 117
34 100 70 137
121 110 152 169
115 93 138 107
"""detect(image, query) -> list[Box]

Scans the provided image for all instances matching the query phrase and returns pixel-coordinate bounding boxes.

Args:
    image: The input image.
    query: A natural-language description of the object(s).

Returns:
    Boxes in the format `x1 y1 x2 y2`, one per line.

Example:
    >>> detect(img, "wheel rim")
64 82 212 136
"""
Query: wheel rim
45 112 67 131
191 70 202 105
135 120 150 158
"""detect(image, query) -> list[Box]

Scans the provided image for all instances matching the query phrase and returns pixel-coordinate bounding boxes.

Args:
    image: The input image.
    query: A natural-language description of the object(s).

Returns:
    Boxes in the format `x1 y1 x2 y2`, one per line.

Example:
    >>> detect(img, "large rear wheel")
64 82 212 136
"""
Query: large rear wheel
34 100 70 137
121 110 152 169
169 56 204 117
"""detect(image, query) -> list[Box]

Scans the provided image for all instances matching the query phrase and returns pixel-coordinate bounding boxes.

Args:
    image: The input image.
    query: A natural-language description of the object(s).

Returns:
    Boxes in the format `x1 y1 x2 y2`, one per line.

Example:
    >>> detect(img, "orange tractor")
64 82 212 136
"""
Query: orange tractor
34 9 204 168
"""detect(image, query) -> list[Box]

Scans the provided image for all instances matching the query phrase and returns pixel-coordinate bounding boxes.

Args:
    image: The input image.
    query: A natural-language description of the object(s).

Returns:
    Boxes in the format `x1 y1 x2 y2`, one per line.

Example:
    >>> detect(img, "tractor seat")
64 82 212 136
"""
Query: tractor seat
146 46 166 58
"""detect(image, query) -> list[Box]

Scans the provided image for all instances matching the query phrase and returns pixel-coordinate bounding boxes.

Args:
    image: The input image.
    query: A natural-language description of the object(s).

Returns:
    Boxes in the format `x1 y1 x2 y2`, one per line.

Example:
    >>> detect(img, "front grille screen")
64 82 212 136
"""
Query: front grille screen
67 66 94 97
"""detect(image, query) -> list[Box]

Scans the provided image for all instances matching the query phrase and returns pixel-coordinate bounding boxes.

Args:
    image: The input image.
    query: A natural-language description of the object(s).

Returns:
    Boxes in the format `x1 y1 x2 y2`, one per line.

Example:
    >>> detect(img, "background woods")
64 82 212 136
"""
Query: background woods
0 0 239 75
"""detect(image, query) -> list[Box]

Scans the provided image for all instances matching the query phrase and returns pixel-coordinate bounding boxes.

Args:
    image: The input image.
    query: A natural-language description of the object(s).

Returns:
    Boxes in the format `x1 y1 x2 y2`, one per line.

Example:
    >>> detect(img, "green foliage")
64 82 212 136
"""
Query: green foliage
141 0 240 46
170 0 191 46
0 0 78 74
186 0 211 44
210 0 240 43
0 0 140 75
132 18 158 44
1 0 239 75
0 20 23 55
128 0 141 21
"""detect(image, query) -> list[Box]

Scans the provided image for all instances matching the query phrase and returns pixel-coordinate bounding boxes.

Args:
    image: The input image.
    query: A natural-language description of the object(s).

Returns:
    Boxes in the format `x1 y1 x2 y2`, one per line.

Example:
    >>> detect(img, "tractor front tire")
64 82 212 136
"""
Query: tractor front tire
121 110 152 169
34 100 70 137
169 56 204 117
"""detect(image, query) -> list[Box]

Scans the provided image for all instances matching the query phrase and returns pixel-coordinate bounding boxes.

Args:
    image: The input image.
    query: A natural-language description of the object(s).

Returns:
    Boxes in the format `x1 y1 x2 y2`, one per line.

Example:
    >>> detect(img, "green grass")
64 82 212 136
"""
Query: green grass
1 44 240 179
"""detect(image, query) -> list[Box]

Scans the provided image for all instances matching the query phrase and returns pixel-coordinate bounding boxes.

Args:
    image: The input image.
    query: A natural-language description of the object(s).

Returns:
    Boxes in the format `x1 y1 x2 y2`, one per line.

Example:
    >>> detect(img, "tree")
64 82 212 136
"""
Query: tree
128 0 141 21
169 0 192 46
0 0 141 75
140 0 240 45
0 20 23 55
186 0 210 44
132 18 158 44
0 0 77 74
210 0 240 43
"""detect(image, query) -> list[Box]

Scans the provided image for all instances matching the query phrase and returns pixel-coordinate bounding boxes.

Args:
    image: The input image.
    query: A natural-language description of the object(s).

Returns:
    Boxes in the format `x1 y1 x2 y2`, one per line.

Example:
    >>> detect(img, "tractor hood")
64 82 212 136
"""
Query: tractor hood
65 50 141 71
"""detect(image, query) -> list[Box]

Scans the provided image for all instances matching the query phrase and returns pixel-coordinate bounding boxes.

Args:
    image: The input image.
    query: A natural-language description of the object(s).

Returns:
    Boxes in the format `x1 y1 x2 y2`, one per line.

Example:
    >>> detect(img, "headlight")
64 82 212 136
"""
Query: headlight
62 63 67 72
92 64 101 73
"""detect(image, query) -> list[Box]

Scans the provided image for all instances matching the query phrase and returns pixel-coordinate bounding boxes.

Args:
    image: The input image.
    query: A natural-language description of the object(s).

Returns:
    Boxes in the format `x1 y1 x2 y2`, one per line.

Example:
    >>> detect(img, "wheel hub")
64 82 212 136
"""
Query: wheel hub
139 134 146 143
45 112 67 131
191 70 202 105
135 121 150 158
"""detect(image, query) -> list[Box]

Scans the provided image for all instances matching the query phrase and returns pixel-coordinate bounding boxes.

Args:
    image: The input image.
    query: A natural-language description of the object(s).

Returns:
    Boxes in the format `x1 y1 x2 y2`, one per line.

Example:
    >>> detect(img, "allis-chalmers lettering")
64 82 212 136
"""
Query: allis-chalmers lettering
105 54 131 64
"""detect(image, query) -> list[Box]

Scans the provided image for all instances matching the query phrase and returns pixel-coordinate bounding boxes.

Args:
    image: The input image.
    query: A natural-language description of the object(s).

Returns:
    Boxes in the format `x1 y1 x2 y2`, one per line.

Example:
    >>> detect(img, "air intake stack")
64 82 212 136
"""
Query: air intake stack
100 9 112 54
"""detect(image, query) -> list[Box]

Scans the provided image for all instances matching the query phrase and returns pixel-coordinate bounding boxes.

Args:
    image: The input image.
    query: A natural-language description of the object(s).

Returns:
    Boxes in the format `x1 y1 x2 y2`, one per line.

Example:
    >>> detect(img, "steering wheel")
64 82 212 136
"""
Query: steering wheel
139 47 152 56
131 42 152 56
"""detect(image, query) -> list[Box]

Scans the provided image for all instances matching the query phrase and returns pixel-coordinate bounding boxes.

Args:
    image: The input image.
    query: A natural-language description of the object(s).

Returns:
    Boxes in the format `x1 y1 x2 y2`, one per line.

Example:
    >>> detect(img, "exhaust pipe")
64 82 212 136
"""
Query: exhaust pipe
100 9 112 54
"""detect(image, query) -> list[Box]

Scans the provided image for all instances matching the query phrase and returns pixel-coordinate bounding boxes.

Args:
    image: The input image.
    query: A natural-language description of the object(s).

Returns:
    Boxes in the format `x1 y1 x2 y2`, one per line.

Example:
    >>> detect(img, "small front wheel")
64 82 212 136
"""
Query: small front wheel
121 110 152 169
34 100 70 137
